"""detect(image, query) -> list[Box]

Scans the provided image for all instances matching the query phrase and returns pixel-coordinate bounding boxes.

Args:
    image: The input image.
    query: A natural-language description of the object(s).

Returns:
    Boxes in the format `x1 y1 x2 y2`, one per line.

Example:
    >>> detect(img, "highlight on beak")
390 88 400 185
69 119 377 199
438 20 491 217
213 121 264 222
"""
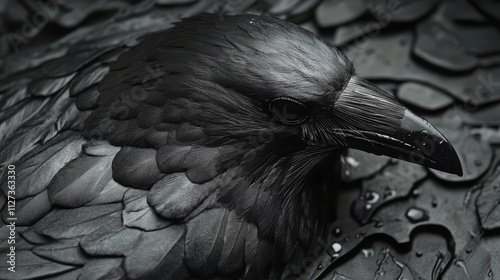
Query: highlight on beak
325 75 463 176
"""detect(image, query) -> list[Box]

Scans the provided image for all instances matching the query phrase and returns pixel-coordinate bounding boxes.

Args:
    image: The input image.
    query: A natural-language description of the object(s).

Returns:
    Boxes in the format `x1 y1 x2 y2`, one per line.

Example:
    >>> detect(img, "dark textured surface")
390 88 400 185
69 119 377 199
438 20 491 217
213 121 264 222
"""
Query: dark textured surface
0 0 499 279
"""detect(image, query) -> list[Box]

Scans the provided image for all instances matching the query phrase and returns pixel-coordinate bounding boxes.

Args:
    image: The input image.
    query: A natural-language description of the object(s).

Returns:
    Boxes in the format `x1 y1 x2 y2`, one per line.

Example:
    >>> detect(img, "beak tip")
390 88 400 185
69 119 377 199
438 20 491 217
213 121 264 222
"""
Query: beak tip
401 109 463 177
447 150 463 177
430 143 463 177
447 159 463 177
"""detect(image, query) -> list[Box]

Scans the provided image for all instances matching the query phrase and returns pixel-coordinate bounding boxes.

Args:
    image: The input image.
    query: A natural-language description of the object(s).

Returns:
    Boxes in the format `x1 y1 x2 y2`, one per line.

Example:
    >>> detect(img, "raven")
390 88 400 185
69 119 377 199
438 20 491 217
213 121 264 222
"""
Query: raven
0 12 462 280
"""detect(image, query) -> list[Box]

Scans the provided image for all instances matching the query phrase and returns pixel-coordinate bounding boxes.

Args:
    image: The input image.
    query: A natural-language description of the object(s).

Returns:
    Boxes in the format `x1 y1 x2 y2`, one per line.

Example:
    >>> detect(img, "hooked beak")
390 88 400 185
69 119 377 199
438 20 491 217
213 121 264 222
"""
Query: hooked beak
325 76 462 176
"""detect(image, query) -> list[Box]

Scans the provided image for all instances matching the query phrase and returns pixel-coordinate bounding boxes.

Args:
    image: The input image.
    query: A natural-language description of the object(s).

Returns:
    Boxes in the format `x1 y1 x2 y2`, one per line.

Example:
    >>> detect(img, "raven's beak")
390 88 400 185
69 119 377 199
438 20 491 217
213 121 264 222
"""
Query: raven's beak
327 76 462 176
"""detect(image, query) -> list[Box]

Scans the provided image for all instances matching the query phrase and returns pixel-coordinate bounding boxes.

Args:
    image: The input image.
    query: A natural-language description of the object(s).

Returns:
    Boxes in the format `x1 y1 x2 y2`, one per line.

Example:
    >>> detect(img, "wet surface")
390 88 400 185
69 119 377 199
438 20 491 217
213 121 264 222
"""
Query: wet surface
397 82 454 111
351 159 427 223
414 20 477 72
315 0 367 28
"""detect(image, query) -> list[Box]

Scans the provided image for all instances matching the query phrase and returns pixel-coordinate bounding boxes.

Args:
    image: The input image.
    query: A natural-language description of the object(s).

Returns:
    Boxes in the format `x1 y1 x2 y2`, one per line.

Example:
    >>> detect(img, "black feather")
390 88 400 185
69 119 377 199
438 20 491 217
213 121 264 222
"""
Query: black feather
112 147 164 190
28 74 76 97
47 152 115 208
0 250 77 279
122 189 171 231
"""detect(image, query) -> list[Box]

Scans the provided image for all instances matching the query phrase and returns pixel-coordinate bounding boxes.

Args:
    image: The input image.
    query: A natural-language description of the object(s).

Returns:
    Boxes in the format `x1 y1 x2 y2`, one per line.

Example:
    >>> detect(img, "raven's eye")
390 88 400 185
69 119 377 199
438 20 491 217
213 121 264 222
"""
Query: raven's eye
269 97 309 125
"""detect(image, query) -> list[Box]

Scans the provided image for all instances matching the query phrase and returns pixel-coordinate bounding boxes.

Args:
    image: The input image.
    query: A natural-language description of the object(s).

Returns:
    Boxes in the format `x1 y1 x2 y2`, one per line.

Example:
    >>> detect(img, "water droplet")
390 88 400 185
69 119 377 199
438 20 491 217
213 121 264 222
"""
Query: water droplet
317 264 323 270
384 189 396 199
355 233 361 238
375 221 384 228
362 248 375 258
346 156 360 167
332 227 342 237
466 248 472 253
364 191 380 204
332 243 342 253
344 237 350 242
488 269 493 277
365 204 372 210
360 231 366 235
416 251 423 257
422 130 429 136
412 189 420 197
406 207 429 223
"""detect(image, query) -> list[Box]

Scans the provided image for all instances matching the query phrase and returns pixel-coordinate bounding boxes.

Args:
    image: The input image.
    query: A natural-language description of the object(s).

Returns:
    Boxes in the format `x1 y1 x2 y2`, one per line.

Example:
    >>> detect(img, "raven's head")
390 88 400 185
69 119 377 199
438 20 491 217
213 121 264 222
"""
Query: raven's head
88 13 462 276
152 13 462 177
